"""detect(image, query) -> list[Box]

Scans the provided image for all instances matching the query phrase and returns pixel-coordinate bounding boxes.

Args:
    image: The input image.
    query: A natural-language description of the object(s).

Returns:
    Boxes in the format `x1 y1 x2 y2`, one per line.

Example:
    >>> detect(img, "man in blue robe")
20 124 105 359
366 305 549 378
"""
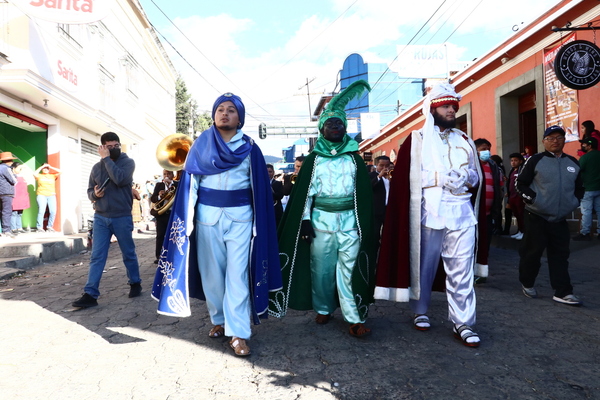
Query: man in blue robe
152 93 282 357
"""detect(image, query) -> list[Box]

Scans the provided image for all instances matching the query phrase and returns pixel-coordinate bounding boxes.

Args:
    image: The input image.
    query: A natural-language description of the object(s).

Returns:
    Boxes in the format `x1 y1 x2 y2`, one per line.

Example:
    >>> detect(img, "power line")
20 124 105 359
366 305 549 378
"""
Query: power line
368 1 448 93
151 27 221 94
148 0 274 119
252 0 362 89
369 0 485 110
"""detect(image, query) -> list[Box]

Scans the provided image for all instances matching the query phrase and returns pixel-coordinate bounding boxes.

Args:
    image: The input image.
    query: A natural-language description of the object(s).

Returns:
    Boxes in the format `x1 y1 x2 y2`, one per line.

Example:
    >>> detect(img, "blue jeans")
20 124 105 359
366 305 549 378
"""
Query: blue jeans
36 195 57 230
580 190 600 235
84 214 141 298
11 210 23 230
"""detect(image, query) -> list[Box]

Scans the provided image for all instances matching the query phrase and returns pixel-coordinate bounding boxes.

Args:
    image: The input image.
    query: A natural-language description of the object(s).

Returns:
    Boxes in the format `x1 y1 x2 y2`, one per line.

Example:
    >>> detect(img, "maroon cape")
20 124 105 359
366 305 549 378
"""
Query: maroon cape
376 133 483 296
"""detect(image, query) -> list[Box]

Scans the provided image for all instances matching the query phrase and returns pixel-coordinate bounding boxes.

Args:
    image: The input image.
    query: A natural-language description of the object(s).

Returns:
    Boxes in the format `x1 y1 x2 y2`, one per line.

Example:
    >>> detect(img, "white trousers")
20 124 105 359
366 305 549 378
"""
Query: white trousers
196 217 252 339
409 225 477 326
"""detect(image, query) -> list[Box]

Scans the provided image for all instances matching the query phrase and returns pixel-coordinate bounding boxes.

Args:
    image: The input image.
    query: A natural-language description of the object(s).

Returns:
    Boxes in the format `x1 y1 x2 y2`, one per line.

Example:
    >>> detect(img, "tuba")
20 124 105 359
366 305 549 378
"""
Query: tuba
152 133 193 215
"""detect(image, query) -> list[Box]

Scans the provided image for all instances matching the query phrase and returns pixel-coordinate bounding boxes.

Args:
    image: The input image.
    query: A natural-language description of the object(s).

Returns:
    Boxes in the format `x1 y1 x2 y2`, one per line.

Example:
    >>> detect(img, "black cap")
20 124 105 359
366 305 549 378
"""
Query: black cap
544 125 566 138
579 137 598 147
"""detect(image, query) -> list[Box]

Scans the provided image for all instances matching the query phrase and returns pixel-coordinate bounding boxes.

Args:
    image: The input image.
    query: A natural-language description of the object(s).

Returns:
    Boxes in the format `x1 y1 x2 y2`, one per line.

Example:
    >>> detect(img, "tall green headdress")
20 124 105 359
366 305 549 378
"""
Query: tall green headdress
318 79 371 131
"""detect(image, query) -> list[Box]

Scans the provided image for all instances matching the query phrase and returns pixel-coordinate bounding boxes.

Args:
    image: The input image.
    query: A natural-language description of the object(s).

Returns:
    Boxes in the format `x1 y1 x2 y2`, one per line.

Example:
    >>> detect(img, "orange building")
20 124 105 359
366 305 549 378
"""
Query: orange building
359 1 600 164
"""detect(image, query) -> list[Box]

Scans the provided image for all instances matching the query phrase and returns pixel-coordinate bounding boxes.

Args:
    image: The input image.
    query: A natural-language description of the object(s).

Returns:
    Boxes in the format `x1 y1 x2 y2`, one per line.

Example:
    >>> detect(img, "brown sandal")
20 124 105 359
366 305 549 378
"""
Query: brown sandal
208 325 224 338
349 323 371 338
315 313 332 324
229 337 251 356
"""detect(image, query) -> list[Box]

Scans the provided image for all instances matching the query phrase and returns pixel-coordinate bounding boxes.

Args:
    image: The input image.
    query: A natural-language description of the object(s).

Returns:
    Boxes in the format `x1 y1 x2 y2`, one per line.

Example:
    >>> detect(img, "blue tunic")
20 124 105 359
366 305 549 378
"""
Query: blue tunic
151 130 282 324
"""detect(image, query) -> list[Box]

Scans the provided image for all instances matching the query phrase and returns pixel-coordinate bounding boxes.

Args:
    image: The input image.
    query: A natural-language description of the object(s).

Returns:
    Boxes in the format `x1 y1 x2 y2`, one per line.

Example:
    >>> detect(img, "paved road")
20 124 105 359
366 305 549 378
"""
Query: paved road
1 234 599 400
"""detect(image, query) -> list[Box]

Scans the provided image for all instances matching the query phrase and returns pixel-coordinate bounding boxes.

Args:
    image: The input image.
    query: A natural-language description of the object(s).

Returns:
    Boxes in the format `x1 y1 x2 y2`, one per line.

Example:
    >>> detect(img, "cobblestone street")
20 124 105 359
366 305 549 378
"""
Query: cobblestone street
1 234 599 400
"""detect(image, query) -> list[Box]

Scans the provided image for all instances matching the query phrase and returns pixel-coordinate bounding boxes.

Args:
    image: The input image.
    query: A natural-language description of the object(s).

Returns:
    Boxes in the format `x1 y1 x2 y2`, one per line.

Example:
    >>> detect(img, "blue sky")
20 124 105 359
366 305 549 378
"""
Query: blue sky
139 0 560 156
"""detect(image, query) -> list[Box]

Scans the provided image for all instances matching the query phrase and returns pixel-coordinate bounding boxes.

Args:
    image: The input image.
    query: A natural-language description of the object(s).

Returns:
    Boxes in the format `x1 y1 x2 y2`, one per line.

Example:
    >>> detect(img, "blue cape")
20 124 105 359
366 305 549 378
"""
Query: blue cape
151 139 282 324
185 126 252 175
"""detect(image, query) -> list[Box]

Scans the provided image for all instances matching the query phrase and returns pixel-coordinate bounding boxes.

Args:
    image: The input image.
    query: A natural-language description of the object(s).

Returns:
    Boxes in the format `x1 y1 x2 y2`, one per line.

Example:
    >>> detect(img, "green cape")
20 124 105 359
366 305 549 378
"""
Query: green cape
269 149 376 320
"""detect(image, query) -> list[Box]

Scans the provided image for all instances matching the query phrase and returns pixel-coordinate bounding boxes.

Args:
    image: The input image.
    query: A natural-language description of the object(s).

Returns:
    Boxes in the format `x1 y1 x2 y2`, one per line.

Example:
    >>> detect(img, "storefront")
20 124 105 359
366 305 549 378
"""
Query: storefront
0 0 176 233
359 1 600 164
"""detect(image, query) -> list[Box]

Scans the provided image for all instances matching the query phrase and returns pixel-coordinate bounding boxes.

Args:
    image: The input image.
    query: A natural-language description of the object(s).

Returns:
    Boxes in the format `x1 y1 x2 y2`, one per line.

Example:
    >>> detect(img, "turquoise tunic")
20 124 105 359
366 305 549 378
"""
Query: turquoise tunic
305 154 363 322
269 151 376 322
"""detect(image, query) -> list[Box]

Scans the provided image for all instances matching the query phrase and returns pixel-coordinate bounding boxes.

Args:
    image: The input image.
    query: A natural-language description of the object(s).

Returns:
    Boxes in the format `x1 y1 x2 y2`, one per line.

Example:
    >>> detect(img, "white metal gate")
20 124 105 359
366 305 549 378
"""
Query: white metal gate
80 139 99 230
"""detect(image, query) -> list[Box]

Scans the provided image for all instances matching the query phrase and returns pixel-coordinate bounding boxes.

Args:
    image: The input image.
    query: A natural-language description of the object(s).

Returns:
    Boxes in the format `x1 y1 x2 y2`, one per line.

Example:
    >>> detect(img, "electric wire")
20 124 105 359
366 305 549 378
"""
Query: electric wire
369 0 485 113
252 0 362 89
148 0 274 120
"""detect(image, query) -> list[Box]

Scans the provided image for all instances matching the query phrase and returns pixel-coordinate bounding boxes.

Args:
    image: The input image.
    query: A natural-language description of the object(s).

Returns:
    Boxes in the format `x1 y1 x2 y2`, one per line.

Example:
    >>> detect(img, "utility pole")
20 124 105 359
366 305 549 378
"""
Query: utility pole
299 77 316 121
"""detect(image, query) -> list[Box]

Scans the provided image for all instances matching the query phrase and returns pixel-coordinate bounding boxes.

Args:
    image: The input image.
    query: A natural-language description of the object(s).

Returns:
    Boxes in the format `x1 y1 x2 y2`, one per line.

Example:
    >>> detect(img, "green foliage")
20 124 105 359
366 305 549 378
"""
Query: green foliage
175 76 213 136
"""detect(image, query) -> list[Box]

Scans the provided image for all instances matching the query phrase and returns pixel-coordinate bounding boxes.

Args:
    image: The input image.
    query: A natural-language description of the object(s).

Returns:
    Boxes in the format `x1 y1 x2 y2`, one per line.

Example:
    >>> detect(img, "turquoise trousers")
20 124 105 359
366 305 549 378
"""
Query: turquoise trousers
310 211 362 324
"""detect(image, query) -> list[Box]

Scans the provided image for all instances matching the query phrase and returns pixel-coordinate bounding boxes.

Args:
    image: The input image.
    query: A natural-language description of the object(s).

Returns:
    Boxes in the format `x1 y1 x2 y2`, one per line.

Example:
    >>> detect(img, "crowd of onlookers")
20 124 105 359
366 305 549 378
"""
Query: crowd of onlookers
0 150 164 239
0 152 61 238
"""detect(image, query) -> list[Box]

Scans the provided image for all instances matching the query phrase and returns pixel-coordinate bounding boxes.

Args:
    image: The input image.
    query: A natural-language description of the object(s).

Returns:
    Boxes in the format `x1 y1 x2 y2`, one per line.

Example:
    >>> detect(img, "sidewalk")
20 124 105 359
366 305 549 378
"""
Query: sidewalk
0 233 599 399
0 229 154 280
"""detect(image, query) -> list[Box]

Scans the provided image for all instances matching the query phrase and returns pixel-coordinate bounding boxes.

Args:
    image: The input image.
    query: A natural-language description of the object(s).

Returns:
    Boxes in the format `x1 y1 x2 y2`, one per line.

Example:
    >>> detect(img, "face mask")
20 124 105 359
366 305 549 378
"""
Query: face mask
479 150 491 162
109 148 121 160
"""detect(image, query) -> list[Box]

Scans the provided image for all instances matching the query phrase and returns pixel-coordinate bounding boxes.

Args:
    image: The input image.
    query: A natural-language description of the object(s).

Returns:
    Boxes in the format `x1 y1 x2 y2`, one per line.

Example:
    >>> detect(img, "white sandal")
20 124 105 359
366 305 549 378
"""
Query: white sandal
413 315 430 331
453 324 480 347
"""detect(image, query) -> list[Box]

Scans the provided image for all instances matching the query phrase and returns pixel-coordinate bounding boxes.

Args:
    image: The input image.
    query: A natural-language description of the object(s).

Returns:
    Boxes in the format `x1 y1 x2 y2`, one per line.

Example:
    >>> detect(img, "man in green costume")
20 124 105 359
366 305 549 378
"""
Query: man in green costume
269 80 376 337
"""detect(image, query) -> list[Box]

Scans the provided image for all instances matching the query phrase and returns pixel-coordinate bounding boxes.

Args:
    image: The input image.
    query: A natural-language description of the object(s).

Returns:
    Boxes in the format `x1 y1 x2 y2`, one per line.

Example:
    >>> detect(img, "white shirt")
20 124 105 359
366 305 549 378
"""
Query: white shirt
420 127 479 230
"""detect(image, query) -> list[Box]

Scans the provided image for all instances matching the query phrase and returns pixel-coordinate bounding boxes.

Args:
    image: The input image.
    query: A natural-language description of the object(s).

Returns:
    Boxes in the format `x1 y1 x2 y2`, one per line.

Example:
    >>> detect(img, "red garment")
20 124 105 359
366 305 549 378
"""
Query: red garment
376 133 415 291
509 196 526 233
12 176 30 211
482 162 494 215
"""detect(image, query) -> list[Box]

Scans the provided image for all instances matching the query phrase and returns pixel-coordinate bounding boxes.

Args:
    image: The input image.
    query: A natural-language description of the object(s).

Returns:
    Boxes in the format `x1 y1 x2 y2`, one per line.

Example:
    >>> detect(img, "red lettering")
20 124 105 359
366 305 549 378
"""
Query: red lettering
29 0 92 13
57 60 78 86
81 0 93 13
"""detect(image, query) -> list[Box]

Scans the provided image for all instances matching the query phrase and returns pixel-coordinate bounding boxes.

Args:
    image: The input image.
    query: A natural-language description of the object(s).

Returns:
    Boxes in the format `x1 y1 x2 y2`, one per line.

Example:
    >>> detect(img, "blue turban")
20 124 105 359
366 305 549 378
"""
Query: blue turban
212 93 245 129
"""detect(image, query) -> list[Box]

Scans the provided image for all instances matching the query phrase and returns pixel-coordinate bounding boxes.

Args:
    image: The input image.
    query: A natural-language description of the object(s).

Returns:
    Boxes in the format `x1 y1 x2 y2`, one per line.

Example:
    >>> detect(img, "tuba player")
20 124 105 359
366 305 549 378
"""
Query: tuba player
150 169 175 264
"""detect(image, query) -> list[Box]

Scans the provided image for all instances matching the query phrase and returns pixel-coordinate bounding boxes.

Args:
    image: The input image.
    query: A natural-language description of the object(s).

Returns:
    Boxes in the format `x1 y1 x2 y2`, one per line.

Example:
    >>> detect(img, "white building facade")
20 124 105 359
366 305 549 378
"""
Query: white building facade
0 0 176 233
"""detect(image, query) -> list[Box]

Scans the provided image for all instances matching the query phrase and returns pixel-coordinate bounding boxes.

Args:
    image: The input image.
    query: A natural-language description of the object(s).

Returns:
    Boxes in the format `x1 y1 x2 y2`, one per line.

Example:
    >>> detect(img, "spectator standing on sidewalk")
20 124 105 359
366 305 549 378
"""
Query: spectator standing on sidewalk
10 162 30 233
516 125 584 305
370 155 391 250
473 138 503 284
266 164 284 227
581 120 600 142
506 153 526 240
33 163 60 232
573 137 600 241
72 132 142 308
0 152 17 237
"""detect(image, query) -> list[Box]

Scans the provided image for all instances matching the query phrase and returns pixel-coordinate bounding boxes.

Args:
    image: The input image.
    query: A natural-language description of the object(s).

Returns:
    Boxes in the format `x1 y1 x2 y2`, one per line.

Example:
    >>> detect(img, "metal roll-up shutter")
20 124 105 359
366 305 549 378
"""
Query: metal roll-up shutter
81 139 99 229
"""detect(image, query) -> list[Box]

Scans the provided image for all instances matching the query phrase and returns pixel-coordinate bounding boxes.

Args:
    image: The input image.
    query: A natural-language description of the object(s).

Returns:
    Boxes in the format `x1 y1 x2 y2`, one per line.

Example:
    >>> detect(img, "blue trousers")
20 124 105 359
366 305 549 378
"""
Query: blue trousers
84 214 141 299
36 194 57 230
0 196 13 233
580 190 600 235
11 210 23 230
196 217 252 339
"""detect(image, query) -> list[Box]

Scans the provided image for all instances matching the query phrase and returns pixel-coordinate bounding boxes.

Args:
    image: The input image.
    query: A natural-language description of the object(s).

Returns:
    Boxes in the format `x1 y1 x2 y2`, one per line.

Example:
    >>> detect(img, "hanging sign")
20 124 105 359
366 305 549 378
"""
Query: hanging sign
544 34 579 143
554 40 600 90
8 0 113 24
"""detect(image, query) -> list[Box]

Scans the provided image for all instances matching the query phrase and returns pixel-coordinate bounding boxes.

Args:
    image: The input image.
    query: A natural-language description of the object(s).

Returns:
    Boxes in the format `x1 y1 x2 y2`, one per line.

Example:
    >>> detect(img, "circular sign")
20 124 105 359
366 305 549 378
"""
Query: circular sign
554 40 600 90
